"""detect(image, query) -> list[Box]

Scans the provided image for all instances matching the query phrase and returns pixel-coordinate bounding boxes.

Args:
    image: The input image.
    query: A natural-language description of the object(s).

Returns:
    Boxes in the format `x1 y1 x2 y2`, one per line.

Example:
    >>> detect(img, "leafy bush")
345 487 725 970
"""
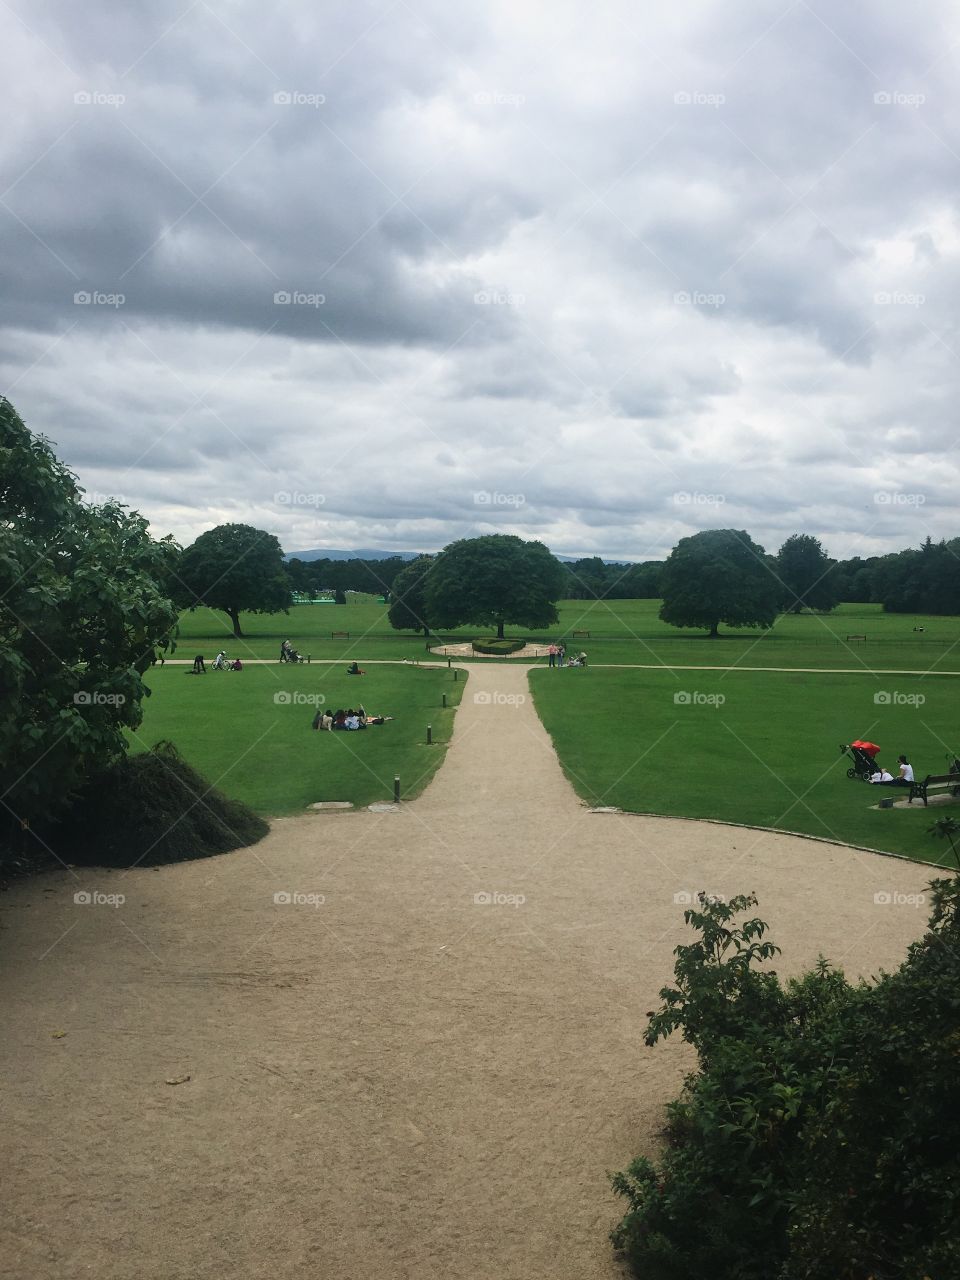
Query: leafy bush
611 886 960 1279
471 637 526 655
62 741 269 867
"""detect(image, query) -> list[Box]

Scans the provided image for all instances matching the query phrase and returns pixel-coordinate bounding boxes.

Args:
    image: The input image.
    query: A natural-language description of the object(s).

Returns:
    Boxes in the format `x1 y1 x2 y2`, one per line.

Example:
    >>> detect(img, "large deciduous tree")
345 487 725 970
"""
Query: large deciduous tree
659 528 780 637
775 534 839 613
177 523 290 637
425 534 566 639
388 555 436 633
0 397 179 843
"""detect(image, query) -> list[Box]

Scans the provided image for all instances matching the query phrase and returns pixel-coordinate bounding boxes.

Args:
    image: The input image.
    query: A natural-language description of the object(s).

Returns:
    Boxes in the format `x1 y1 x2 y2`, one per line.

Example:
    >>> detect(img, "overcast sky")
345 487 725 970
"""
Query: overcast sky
2 0 958 561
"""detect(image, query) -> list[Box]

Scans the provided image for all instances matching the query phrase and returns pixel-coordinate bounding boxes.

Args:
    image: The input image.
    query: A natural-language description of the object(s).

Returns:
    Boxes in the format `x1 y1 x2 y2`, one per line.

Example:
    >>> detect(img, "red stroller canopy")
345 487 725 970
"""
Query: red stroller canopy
851 740 880 755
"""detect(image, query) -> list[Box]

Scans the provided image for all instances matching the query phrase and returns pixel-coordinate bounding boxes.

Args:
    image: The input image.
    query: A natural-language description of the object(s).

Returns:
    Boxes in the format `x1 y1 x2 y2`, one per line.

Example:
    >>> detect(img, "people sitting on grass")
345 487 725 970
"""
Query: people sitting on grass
230 658 243 671
320 706 391 731
346 661 365 675
869 768 894 783
871 755 915 786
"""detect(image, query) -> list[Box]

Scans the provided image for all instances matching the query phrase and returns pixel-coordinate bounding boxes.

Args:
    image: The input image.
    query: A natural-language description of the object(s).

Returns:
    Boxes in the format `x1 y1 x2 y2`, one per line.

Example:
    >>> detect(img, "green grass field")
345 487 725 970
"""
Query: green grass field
529 667 960 866
173 600 960 672
133 662 464 814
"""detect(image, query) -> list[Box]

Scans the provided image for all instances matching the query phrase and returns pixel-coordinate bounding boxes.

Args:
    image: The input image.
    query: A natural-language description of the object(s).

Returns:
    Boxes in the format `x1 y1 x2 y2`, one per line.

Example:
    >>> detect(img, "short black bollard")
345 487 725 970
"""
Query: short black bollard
394 776 400 804
447 656 451 668
453 668 458 681
442 693 447 709
427 724 432 745
307 654 311 663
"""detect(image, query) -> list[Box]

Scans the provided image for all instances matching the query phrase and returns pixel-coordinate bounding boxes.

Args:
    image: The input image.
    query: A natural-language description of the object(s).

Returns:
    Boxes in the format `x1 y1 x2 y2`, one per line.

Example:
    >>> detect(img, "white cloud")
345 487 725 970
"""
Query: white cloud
1 0 959 562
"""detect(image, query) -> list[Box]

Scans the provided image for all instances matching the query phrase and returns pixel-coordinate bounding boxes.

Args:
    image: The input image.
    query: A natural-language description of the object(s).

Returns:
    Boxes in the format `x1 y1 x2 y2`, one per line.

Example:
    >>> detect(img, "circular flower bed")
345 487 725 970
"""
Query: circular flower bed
471 637 527 655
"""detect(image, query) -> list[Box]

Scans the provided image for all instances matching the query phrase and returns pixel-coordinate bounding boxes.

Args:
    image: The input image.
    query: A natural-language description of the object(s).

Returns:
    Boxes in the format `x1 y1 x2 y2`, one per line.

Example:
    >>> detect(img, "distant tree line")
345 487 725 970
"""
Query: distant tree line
284 555 411 600
555 536 960 617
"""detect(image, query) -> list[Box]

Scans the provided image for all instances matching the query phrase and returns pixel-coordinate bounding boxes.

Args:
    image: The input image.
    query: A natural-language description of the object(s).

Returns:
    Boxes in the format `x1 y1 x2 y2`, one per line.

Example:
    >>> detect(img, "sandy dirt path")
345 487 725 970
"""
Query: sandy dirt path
0 664 935 1280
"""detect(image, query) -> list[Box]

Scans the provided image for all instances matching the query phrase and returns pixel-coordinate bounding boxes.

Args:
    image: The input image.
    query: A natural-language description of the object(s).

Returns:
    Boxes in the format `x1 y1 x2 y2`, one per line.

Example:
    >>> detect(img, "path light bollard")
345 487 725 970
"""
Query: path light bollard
394 776 401 804
307 654 311 663
453 668 458 681
442 693 447 709
427 725 432 745
447 656 451 668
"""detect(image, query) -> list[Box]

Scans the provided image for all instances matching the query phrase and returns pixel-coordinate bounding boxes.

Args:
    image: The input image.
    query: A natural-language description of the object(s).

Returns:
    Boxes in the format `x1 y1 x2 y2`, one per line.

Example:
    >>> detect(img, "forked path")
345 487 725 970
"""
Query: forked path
1 665 933 1280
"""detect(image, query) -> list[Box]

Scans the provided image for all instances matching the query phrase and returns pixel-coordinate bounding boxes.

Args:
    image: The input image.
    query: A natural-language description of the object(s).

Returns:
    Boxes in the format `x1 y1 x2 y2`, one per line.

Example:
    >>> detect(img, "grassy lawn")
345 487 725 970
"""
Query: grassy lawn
529 667 960 866
172 601 960 672
133 662 465 814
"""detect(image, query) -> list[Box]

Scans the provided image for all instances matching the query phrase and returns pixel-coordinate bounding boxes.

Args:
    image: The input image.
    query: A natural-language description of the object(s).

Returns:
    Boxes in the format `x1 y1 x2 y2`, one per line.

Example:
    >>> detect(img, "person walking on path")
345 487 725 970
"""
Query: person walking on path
547 643 557 668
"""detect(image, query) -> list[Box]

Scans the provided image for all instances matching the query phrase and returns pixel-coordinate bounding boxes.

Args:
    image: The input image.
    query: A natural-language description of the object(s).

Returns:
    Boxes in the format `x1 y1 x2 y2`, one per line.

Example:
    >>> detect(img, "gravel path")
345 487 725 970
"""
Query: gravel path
0 664 934 1280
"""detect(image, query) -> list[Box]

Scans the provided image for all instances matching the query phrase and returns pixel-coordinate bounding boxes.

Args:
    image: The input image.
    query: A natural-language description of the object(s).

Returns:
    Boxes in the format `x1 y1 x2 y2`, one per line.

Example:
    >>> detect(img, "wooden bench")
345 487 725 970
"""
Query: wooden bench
846 634 867 642
572 630 590 639
331 631 350 638
908 773 960 806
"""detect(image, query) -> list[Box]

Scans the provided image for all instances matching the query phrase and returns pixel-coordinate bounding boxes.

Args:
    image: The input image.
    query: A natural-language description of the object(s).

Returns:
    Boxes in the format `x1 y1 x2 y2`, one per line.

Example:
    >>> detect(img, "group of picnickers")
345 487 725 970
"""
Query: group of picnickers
546 642 587 668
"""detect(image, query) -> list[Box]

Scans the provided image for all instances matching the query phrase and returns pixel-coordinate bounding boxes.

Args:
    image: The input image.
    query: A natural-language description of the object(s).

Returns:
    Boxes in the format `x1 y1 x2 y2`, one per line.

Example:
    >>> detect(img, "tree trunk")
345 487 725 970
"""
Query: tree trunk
228 607 243 638
496 619 505 639
708 620 719 638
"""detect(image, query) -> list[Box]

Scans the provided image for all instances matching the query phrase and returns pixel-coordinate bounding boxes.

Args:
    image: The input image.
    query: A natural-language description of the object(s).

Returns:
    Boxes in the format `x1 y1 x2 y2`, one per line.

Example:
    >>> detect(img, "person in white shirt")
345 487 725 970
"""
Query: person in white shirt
896 755 914 785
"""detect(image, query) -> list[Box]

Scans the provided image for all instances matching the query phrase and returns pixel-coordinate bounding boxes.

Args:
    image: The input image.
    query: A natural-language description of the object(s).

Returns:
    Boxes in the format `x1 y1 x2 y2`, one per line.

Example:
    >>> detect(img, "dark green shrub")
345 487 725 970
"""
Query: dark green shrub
62 740 269 867
611 885 960 1279
471 637 526 655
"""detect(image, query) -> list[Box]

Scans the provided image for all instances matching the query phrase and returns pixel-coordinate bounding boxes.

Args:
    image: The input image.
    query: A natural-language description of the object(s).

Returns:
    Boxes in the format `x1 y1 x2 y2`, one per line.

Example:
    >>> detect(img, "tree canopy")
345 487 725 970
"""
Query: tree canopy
0 397 179 851
424 534 566 639
177 523 290 637
659 528 780 637
388 555 435 633
775 533 839 613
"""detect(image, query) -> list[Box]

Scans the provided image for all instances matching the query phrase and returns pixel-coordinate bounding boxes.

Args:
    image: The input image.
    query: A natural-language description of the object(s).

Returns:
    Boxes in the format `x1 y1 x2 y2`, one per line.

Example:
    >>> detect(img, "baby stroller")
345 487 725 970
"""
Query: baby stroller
840 740 881 781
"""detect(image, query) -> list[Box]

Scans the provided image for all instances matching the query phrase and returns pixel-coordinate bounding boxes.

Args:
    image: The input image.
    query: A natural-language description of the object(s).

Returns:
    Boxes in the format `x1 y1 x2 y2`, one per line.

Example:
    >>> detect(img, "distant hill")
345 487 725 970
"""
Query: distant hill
286 547 636 564
285 548 421 563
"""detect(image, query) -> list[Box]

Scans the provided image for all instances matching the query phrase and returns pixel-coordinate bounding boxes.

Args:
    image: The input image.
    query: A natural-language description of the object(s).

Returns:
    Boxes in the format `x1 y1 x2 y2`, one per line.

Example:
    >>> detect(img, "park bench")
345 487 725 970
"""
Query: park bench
331 631 350 638
846 634 867 642
908 772 960 806
572 630 590 639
